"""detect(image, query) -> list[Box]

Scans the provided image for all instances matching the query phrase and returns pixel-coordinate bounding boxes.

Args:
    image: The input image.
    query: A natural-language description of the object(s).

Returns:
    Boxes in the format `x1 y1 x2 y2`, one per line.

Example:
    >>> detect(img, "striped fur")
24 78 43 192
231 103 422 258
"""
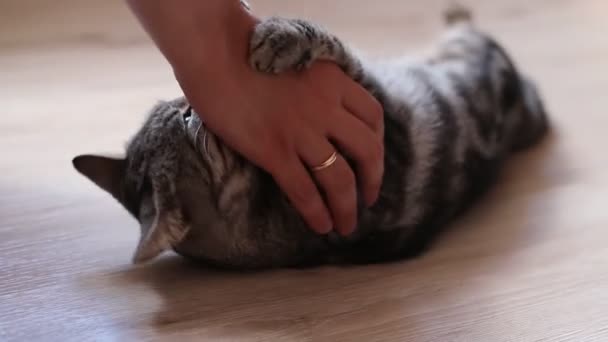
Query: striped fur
72 5 549 269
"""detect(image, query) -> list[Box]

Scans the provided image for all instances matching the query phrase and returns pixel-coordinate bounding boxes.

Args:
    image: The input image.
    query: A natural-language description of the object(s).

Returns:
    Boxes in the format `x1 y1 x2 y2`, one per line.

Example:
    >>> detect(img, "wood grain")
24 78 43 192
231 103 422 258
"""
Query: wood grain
1 0 607 341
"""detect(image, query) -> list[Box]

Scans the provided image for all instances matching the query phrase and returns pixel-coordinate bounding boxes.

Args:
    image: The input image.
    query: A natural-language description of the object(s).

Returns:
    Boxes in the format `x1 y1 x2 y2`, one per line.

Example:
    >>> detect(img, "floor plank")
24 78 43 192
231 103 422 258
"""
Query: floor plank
1 0 607 341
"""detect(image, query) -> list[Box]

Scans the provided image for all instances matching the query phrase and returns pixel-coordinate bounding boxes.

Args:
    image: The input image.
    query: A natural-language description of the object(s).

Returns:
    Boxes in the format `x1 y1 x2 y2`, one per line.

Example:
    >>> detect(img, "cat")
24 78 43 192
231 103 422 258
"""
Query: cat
72 4 549 269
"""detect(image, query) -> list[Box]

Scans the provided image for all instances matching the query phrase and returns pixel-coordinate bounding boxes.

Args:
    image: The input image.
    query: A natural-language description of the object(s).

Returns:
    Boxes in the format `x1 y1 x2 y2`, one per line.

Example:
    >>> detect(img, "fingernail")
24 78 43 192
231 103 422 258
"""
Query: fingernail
365 193 379 208
318 218 333 235
319 225 332 235
339 225 356 237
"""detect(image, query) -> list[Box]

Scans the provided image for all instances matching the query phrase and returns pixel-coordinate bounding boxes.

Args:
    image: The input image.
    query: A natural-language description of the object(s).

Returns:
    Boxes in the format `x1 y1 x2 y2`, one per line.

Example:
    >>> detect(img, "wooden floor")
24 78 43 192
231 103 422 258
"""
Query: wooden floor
2 0 608 341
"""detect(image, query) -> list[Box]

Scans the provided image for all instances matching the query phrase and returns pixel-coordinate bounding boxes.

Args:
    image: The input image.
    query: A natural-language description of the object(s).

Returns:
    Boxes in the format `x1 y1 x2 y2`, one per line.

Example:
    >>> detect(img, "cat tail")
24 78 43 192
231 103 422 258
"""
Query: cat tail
444 3 474 26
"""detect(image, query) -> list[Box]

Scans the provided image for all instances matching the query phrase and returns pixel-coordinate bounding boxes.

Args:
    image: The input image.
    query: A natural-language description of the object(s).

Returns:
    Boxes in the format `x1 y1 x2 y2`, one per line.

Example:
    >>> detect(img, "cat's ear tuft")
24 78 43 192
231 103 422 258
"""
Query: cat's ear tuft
72 154 126 199
132 192 190 264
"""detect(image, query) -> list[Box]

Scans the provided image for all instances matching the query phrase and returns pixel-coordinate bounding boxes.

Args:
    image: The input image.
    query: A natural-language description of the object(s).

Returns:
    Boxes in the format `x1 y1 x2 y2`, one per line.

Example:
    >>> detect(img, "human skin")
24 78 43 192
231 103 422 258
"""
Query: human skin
125 0 384 236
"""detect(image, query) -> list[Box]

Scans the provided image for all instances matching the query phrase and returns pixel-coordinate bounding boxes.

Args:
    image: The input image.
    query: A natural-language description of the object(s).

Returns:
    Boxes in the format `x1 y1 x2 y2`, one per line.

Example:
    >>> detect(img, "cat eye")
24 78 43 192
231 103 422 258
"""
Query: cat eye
183 106 193 124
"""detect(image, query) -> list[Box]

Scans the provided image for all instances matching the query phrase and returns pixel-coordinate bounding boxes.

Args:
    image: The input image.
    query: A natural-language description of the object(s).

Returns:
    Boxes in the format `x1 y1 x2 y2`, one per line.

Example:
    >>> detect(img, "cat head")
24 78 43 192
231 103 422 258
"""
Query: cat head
72 97 245 264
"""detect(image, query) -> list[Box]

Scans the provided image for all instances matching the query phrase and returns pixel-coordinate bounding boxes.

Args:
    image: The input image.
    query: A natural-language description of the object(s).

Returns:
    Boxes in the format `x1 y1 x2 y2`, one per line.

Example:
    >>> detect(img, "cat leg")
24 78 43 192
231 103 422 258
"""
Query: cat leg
438 5 550 151
429 4 486 64
248 17 363 78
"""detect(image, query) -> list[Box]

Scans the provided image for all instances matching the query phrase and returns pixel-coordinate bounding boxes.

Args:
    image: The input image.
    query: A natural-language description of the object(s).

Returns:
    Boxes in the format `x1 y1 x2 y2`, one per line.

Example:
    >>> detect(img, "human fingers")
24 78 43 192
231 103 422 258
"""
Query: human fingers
328 111 384 207
268 153 333 235
341 78 385 138
296 133 358 236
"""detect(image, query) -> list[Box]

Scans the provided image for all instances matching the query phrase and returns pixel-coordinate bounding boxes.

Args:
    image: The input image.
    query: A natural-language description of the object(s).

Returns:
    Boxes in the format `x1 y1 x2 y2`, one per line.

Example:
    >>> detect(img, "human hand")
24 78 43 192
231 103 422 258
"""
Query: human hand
126 0 384 236
180 60 384 236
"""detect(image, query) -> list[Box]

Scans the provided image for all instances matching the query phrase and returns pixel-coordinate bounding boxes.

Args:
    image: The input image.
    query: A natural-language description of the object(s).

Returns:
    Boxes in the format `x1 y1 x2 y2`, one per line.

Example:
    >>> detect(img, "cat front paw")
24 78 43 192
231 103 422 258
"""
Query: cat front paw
249 18 316 74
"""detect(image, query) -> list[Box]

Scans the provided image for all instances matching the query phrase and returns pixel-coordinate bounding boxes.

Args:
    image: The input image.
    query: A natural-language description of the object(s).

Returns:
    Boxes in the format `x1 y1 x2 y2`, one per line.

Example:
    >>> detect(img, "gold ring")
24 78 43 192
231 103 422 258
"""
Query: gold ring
311 151 338 172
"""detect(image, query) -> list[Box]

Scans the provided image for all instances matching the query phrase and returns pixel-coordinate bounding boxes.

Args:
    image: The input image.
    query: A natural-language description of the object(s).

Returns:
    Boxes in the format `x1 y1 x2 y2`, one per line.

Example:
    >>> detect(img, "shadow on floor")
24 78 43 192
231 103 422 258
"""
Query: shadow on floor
102 129 561 338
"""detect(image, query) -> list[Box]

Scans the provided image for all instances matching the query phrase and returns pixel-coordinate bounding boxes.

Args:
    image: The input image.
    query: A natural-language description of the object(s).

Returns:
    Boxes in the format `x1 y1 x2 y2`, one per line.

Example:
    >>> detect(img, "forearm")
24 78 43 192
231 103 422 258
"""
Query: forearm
125 0 257 76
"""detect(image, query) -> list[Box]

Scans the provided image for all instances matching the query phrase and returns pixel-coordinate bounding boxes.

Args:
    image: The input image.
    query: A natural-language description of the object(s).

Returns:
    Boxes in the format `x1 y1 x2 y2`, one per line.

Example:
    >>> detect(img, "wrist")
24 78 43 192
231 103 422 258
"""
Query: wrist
175 3 260 111
175 1 258 77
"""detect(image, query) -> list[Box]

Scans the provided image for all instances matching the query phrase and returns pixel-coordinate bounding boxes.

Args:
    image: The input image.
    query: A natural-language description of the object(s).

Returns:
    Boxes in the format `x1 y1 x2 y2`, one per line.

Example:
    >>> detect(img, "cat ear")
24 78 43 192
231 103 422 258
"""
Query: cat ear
72 154 126 200
132 181 190 264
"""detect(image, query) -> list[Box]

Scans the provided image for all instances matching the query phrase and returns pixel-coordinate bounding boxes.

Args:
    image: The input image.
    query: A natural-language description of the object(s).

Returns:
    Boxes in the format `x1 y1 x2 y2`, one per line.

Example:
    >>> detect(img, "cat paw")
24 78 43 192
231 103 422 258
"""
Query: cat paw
249 18 316 74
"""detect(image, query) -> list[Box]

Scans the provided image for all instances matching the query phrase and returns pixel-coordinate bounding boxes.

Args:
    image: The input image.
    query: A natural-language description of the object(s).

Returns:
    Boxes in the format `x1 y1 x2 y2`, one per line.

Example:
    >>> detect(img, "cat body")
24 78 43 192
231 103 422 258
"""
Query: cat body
73 5 549 269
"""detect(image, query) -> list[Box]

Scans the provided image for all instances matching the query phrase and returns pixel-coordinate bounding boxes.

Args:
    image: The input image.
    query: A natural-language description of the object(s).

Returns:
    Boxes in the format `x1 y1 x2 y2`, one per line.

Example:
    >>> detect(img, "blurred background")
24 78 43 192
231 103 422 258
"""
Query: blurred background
1 1 607 341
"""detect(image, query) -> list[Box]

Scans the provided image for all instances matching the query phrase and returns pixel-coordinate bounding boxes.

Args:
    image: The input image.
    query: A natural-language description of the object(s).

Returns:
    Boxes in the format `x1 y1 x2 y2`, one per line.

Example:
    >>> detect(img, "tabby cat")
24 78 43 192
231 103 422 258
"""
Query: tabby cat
72 4 549 269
